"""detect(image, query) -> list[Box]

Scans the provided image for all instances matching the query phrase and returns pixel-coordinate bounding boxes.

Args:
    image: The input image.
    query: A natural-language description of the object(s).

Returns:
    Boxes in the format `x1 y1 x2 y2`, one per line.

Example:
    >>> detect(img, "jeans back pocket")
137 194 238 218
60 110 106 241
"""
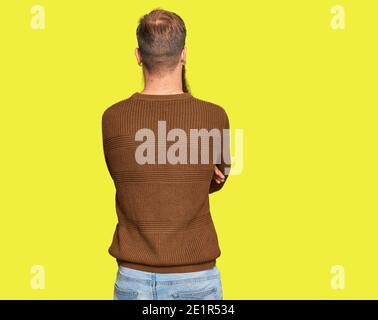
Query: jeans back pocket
114 283 139 300
171 286 218 300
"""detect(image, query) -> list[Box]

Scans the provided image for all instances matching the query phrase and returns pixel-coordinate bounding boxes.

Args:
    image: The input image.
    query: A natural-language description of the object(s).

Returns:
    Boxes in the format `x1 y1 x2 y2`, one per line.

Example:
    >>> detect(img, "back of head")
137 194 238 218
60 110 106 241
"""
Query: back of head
136 9 189 92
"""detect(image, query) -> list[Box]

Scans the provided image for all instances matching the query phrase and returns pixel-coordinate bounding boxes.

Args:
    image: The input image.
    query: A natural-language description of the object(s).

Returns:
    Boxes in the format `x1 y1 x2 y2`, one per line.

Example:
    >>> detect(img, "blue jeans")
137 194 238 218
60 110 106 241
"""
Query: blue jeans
113 265 223 300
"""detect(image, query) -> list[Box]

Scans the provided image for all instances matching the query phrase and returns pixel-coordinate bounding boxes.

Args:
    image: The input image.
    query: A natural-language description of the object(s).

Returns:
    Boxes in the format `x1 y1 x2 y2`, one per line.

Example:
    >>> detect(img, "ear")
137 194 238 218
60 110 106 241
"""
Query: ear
180 47 186 64
135 48 142 65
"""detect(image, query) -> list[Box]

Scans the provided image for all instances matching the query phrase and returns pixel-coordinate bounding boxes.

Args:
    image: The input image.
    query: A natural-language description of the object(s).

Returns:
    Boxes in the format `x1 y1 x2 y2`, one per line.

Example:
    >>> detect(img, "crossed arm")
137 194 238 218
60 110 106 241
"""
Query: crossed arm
209 110 231 194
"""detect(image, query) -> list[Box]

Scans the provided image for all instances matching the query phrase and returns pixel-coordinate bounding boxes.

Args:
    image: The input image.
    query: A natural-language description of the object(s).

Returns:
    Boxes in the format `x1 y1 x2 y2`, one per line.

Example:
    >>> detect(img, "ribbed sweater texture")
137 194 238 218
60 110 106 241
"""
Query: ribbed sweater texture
101 92 230 273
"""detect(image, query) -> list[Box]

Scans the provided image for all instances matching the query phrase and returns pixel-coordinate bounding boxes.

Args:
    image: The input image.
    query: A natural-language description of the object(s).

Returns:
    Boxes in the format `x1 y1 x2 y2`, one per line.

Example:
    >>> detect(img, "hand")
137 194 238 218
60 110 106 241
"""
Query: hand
213 165 225 184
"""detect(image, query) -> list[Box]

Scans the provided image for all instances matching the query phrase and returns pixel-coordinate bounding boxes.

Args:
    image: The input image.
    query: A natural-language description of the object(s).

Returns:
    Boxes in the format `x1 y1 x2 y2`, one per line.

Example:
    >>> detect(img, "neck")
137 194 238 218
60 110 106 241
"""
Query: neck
141 65 183 95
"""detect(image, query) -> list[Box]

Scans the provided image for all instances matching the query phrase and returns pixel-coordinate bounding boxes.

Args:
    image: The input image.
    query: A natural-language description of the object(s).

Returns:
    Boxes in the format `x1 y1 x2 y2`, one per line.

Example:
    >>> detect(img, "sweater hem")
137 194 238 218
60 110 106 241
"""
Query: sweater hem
116 259 216 273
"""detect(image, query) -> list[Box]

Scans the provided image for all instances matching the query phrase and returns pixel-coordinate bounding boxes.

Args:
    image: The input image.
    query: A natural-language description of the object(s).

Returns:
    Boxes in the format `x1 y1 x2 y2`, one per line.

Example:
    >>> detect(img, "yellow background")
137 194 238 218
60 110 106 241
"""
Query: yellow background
1 0 377 299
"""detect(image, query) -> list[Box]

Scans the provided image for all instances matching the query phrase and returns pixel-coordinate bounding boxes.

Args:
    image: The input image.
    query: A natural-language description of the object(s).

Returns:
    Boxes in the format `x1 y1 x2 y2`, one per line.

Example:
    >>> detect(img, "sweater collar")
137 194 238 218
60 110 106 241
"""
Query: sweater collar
130 92 192 101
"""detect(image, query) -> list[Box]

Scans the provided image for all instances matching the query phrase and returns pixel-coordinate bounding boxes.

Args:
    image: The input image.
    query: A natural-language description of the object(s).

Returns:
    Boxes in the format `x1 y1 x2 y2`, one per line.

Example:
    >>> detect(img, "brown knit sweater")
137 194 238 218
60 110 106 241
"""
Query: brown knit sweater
101 92 230 273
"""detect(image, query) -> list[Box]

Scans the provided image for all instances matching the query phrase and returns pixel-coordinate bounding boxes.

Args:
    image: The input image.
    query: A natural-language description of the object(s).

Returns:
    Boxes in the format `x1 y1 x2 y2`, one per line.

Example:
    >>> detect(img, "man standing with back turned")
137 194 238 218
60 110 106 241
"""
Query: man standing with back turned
102 8 231 300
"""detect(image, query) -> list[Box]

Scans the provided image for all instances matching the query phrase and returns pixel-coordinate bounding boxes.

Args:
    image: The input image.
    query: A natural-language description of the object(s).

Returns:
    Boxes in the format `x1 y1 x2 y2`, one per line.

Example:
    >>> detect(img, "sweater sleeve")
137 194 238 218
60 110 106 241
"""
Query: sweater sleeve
102 110 113 180
209 109 231 194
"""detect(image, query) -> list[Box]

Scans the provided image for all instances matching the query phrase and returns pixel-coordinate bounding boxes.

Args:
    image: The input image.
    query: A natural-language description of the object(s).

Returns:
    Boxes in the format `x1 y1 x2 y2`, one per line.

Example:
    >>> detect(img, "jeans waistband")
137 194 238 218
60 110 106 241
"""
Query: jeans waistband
118 265 220 281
